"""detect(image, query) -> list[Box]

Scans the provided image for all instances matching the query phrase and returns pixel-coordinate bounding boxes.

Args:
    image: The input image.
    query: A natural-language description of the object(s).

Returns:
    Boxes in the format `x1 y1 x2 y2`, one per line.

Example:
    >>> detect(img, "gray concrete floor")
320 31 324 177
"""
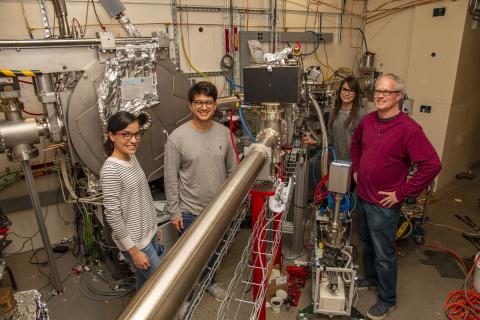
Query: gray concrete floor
3 163 479 320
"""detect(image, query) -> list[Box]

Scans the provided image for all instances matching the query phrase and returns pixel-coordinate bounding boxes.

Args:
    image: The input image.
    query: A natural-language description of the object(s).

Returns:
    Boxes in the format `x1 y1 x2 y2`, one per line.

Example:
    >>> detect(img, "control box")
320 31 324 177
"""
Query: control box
328 161 352 194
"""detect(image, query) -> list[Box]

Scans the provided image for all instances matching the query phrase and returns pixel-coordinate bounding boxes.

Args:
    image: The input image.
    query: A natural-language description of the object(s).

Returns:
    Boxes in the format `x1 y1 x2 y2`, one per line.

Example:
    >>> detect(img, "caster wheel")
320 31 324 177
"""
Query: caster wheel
414 235 425 245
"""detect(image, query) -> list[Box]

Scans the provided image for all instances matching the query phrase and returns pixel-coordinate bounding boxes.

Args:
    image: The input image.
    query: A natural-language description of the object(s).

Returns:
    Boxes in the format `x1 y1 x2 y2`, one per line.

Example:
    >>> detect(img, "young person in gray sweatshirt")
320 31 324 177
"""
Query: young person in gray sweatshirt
164 81 237 317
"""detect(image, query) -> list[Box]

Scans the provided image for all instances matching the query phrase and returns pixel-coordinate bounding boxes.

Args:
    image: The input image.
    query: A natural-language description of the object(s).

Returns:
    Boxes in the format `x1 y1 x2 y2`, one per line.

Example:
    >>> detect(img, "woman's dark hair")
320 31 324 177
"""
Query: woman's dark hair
105 111 138 156
331 76 362 129
187 81 218 103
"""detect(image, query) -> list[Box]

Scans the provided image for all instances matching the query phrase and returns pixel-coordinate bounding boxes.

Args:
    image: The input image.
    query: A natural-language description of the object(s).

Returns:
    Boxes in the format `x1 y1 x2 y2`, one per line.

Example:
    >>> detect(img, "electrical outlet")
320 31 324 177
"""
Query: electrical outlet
420 105 432 113
433 7 446 17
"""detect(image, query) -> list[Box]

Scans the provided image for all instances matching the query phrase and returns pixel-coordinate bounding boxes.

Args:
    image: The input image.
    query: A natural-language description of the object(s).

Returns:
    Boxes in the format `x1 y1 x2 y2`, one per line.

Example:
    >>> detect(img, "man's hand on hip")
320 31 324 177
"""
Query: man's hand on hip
171 217 184 232
378 191 400 208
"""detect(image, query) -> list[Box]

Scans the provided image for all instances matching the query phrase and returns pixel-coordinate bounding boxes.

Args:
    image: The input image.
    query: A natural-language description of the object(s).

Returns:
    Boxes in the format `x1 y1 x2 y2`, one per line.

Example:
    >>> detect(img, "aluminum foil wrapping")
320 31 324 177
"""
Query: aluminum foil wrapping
97 42 159 129
86 168 101 194
11 290 49 320
117 13 140 37
263 47 292 65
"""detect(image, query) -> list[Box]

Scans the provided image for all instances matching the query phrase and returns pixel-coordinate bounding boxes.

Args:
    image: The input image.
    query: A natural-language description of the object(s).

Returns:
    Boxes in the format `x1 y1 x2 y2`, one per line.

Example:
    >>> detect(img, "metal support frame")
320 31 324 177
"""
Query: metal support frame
170 0 181 69
21 160 63 293
37 0 52 38
292 150 308 253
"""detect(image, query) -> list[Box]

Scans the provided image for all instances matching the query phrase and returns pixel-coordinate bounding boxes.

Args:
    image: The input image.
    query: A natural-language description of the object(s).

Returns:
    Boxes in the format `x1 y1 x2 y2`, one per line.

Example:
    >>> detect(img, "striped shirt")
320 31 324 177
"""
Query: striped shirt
100 156 157 251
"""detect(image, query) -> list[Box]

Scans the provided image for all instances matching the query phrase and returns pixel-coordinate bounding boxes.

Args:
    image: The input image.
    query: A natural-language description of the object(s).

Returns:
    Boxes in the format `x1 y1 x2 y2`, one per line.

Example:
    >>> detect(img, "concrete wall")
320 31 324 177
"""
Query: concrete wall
365 0 480 190
0 0 364 252
441 12 480 187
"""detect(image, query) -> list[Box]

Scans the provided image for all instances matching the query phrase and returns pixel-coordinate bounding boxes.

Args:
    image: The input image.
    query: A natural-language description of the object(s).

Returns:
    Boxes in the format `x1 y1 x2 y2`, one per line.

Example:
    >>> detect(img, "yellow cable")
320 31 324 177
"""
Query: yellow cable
179 35 211 82
178 0 211 82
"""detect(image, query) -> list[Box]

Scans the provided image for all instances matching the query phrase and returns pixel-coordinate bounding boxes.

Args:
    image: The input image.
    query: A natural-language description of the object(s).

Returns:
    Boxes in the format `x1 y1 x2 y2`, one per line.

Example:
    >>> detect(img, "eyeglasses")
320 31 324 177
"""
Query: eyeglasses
192 100 215 108
374 90 401 97
115 131 144 141
341 88 356 95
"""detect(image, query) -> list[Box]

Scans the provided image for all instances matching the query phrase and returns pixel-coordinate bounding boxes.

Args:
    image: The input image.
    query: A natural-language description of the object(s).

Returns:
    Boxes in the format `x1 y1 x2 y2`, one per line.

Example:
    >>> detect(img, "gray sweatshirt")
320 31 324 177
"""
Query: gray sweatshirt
164 121 237 219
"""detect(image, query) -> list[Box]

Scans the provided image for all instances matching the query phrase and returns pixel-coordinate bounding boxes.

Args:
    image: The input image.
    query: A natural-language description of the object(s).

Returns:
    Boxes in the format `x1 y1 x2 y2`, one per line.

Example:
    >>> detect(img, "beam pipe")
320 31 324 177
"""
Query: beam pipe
0 37 161 49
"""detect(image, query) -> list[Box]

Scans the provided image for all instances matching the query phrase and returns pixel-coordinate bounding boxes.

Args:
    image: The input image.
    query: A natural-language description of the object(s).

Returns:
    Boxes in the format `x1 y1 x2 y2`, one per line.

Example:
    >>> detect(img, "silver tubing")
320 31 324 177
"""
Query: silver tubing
21 160 63 293
0 37 160 48
118 129 278 320
309 92 329 176
52 0 71 38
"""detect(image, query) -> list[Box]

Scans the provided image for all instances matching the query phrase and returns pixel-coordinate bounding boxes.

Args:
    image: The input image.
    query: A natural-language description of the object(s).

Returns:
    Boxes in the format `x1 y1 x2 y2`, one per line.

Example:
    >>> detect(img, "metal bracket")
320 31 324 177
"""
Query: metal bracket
37 0 52 38
98 32 116 51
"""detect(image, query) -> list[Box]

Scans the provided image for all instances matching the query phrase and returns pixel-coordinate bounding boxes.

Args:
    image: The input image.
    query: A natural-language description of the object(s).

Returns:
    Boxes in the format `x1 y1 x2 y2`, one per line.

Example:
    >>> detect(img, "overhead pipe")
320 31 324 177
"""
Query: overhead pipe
118 128 278 320
0 37 162 49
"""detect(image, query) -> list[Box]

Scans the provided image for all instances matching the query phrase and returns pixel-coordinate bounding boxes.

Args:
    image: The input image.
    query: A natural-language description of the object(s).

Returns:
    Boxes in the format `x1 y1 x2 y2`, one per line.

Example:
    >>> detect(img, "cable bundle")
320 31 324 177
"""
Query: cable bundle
444 253 480 320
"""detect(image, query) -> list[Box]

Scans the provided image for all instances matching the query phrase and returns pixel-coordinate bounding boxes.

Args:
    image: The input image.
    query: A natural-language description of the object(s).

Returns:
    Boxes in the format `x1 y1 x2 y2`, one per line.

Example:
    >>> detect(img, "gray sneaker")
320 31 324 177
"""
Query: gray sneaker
207 283 227 302
367 301 395 320
178 302 190 320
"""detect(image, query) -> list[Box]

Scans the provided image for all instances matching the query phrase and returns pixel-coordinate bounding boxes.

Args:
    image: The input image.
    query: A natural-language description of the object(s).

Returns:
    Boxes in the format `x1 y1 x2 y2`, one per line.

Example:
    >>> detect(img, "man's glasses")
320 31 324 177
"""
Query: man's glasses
192 100 215 108
115 131 144 141
341 88 356 95
374 90 401 97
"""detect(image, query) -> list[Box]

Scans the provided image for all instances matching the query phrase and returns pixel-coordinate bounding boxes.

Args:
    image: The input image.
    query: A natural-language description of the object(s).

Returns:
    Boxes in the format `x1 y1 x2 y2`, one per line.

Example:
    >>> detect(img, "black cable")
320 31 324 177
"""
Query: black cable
91 0 106 31
303 31 321 56
355 28 368 53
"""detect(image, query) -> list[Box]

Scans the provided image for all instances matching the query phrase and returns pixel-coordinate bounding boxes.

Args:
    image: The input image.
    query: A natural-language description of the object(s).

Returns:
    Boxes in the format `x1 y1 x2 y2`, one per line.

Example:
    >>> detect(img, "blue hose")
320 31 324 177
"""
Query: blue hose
225 76 244 89
239 105 256 143
312 146 337 187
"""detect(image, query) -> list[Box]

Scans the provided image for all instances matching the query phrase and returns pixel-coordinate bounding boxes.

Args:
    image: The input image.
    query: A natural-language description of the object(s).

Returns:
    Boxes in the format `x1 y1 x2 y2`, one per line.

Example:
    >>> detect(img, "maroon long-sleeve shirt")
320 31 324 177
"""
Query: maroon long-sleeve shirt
351 111 441 206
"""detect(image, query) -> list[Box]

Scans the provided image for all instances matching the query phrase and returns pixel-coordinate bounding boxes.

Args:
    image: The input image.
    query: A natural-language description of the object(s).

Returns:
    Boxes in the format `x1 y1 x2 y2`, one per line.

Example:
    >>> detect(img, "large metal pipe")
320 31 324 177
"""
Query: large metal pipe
118 128 278 320
52 0 71 38
0 37 161 49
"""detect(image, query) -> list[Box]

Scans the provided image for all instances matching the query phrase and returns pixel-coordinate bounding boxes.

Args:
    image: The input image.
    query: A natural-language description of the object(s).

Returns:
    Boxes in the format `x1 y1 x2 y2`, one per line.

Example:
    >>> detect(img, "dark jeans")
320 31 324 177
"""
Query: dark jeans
181 212 217 286
122 235 164 290
356 197 399 305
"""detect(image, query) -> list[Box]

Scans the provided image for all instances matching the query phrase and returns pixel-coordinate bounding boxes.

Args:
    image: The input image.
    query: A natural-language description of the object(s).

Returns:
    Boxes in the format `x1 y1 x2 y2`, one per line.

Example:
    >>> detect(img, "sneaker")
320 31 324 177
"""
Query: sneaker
356 278 378 291
207 283 227 302
367 301 395 320
178 302 190 320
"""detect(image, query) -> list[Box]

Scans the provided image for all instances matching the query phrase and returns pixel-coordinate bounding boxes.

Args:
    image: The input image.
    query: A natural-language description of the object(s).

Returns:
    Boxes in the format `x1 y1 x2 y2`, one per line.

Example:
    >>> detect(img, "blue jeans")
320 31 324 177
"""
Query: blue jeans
181 212 217 286
122 235 164 290
356 197 399 305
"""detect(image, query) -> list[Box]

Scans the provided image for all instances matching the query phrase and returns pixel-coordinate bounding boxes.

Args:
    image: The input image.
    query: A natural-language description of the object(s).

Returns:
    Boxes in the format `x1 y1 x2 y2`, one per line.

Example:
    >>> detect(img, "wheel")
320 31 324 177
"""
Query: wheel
414 235 425 245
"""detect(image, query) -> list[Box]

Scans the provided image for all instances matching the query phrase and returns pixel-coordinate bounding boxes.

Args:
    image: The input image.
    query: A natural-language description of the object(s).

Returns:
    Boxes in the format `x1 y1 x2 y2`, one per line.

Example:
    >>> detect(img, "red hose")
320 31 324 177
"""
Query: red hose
229 109 240 164
22 109 43 116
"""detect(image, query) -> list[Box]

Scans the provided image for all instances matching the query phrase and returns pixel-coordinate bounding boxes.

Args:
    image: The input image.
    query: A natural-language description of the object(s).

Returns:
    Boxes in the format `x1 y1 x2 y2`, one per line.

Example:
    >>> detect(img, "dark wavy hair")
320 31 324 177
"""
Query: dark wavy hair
105 111 138 156
331 76 362 129
187 81 218 102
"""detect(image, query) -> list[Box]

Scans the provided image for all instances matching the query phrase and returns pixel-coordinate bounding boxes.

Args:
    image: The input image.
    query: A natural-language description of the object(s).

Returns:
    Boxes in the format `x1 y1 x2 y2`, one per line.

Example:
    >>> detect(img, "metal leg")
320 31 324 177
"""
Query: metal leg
6 266 17 290
21 160 63 293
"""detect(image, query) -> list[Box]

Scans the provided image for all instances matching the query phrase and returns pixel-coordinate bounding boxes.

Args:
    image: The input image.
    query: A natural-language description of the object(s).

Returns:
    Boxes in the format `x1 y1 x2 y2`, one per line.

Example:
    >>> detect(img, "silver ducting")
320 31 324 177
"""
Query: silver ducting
52 0 71 38
309 92 329 176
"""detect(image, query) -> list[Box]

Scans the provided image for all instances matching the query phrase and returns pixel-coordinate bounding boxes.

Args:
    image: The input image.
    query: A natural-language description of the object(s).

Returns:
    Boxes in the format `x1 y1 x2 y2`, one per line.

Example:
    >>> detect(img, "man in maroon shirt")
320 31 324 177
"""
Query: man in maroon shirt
351 73 441 320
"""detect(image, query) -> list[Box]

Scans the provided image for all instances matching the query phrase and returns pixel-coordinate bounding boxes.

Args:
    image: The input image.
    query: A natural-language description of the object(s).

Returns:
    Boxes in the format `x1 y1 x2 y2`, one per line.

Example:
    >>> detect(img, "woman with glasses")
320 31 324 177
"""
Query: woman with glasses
328 76 366 162
305 76 366 163
100 111 163 290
